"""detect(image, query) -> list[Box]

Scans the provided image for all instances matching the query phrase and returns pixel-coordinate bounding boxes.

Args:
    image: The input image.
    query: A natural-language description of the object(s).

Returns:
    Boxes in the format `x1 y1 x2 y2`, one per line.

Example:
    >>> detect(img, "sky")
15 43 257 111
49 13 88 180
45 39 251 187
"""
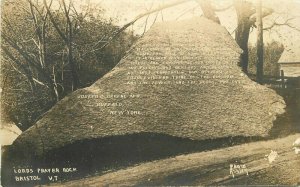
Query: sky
38 0 300 49
96 0 300 53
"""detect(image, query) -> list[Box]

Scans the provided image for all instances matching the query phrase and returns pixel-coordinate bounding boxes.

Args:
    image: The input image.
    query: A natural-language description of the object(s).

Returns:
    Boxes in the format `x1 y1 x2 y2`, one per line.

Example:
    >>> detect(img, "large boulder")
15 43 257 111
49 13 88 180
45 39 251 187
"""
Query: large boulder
11 17 285 156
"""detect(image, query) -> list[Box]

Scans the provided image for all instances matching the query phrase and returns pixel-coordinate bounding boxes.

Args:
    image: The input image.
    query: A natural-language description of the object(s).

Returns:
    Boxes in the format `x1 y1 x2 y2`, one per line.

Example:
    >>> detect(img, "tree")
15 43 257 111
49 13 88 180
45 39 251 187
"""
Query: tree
1 0 136 130
1 0 58 130
248 41 284 77
232 0 273 74
256 0 264 83
193 0 272 74
233 0 254 73
2 0 60 102
43 0 80 91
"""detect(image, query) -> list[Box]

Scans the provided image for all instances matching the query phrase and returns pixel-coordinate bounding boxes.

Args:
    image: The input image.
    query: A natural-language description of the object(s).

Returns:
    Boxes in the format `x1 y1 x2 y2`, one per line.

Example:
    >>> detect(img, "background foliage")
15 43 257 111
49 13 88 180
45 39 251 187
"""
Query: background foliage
0 0 137 131
248 41 284 77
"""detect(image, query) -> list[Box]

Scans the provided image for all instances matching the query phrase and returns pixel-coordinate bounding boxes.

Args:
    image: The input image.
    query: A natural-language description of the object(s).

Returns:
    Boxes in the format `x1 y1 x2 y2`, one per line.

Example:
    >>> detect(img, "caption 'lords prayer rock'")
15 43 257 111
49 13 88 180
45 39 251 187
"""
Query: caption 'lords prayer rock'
11 17 285 156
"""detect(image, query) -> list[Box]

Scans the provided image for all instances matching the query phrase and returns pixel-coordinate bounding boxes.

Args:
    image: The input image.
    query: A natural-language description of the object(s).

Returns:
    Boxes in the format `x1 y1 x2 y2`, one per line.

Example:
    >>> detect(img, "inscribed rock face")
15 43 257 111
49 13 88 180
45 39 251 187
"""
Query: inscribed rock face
12 17 285 155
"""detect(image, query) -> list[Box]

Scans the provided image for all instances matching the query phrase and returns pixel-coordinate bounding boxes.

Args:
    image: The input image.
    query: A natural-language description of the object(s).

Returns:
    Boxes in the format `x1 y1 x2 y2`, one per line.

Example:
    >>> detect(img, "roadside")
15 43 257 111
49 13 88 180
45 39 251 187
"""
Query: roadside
44 133 300 186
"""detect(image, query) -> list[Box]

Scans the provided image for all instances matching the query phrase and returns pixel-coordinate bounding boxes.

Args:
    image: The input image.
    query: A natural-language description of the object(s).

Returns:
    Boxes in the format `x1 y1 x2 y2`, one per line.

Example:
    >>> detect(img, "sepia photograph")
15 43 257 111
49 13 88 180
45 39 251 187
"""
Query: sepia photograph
0 0 299 186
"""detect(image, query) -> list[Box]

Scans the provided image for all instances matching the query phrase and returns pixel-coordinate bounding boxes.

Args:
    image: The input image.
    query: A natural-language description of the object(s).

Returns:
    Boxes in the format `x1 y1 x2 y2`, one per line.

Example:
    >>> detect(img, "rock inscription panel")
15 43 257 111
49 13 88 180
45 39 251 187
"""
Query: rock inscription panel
12 17 285 155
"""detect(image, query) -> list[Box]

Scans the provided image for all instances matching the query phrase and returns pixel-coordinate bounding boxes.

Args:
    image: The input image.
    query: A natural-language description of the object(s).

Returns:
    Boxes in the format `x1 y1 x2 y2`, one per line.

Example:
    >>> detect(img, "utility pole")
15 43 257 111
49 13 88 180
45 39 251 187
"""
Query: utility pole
256 0 264 84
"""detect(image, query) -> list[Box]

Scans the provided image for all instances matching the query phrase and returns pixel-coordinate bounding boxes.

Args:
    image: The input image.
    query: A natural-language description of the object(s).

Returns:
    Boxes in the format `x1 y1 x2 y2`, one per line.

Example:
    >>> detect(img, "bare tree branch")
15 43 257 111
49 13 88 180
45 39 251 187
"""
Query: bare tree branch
2 46 46 92
151 11 160 27
83 0 192 56
43 0 68 43
61 0 80 90
28 0 46 68
8 59 47 87
2 33 41 71
249 7 274 25
142 14 150 36
263 17 300 31
176 4 200 20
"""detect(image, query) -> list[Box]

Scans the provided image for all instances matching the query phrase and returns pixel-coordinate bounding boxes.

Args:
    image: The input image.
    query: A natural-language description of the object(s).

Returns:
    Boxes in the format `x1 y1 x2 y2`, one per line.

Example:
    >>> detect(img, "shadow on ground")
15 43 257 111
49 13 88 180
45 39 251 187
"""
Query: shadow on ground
2 132 265 187
2 84 299 187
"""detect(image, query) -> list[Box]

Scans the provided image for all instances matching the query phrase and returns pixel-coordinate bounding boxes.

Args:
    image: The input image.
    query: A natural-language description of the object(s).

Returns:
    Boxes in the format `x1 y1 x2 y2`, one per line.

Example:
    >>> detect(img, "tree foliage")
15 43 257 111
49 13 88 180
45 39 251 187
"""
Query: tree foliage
1 0 136 131
248 41 284 77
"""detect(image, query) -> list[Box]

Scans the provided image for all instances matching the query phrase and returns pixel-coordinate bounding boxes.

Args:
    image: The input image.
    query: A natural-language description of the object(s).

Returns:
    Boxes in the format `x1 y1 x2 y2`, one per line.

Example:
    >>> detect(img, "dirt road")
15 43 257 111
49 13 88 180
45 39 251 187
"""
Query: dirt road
44 133 300 186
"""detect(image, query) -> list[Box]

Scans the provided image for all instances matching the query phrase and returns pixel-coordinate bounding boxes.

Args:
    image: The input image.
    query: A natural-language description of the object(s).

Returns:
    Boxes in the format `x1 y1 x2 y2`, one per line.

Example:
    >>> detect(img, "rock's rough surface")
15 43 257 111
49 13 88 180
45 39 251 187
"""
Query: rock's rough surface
12 17 285 155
